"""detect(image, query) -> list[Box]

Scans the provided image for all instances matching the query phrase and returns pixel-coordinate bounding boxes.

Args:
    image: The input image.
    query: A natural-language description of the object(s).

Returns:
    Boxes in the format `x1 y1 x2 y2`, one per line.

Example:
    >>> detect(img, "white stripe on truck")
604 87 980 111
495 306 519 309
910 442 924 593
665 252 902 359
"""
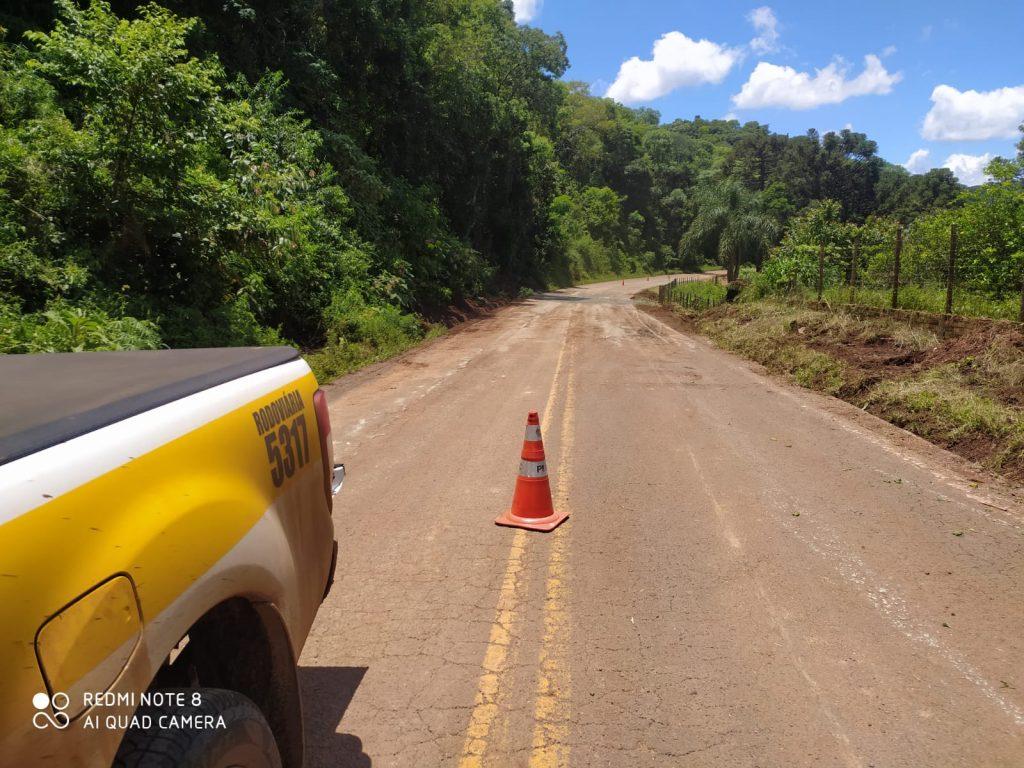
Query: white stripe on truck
0 359 311 527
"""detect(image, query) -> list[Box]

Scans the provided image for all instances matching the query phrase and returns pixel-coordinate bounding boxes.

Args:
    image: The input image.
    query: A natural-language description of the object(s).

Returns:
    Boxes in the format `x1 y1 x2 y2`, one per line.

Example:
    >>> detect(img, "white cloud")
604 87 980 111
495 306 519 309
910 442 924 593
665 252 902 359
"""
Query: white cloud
748 7 780 54
732 54 901 110
921 84 1024 140
943 152 993 186
605 32 741 104
512 0 541 23
903 148 932 173
881 45 897 58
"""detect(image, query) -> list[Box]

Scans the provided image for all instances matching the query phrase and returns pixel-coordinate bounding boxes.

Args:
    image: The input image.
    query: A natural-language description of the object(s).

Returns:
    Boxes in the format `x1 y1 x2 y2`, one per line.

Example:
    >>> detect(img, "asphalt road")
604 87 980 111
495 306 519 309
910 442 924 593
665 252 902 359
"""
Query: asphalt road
300 276 1024 767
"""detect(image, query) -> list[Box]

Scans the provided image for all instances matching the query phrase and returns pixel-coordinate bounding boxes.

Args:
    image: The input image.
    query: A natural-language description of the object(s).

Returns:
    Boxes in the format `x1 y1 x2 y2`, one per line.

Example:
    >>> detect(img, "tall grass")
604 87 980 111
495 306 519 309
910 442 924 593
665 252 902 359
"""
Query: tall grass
820 285 1021 320
697 302 847 394
670 281 727 305
750 282 1021 321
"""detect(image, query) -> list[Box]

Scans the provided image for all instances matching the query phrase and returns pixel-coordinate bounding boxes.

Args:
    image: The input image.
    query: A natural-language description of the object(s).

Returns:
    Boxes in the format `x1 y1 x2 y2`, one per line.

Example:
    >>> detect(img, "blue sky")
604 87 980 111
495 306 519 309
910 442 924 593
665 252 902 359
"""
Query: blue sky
512 0 1024 184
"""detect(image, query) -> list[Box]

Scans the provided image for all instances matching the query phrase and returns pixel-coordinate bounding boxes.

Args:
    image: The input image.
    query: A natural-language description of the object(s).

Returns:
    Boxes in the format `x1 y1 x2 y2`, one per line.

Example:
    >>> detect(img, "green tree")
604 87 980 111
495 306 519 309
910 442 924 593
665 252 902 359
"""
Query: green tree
876 166 961 221
757 200 855 295
681 181 779 280
2 1 377 348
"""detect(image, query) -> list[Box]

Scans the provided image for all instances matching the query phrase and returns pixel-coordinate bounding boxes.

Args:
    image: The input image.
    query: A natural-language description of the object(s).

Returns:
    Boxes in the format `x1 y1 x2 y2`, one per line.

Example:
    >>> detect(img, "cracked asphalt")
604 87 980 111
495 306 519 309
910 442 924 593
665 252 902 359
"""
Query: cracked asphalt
299 276 1024 767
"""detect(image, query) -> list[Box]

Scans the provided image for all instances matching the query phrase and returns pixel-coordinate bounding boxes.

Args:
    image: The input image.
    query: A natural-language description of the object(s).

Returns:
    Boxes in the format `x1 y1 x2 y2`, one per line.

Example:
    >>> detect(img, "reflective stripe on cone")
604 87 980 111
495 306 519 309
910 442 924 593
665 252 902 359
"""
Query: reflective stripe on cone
518 460 547 478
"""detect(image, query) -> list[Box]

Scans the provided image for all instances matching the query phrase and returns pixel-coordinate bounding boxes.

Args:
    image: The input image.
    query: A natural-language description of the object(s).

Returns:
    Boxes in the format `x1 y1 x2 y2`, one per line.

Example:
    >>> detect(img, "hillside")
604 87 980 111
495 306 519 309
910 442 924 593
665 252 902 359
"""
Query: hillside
0 1 996 369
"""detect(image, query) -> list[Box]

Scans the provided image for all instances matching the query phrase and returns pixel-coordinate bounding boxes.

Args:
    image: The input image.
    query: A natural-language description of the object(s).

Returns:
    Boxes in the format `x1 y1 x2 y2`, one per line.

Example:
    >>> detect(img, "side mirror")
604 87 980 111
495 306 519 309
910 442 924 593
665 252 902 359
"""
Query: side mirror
331 464 345 496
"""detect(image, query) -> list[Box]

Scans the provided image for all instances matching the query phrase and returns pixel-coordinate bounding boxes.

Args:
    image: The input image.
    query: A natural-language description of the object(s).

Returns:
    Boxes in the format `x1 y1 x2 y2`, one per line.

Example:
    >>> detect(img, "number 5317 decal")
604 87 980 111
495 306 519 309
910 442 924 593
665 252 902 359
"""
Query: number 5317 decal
265 414 310 487
251 389 312 487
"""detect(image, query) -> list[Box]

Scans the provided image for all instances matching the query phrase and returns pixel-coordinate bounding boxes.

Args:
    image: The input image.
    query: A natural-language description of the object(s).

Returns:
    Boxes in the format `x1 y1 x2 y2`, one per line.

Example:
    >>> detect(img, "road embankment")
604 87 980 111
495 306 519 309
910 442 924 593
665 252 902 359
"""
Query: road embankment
639 294 1024 482
303 296 517 383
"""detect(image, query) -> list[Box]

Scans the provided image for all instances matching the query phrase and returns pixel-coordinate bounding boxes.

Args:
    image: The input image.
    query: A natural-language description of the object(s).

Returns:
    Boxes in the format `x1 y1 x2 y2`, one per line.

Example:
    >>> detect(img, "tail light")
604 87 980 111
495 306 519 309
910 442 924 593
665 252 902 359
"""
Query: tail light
312 389 339 509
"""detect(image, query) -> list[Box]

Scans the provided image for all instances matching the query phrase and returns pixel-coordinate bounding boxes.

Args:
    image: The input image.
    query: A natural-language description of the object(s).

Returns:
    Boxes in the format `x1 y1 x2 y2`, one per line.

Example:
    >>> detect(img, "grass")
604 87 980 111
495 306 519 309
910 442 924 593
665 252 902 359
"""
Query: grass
863 373 1015 439
303 291 445 382
572 270 662 286
671 281 727 305
798 284 1022 321
973 336 1024 391
304 324 444 383
862 373 1024 471
690 299 1024 478
698 302 848 394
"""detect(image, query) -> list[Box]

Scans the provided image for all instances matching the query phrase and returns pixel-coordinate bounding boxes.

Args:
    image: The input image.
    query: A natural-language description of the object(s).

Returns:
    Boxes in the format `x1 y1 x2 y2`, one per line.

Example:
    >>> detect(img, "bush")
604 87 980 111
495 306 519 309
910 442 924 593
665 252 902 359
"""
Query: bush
0 301 161 352
0 1 379 351
303 288 431 382
323 289 421 348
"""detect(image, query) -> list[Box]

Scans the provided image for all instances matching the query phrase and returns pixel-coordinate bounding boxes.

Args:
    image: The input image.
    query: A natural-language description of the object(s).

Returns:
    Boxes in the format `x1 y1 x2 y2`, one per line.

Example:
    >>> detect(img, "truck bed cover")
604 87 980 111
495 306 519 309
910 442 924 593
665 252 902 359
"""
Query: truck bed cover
0 346 299 466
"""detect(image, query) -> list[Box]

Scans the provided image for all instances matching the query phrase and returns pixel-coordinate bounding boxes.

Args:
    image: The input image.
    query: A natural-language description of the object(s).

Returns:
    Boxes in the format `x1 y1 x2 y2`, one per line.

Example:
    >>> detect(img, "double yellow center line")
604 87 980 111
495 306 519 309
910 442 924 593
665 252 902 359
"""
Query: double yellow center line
458 310 577 768
528 355 576 768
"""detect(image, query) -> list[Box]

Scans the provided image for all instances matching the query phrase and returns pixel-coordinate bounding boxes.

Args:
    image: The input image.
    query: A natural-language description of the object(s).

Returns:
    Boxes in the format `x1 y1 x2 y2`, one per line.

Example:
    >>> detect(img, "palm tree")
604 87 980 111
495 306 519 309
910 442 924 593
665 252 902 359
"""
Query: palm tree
680 181 780 282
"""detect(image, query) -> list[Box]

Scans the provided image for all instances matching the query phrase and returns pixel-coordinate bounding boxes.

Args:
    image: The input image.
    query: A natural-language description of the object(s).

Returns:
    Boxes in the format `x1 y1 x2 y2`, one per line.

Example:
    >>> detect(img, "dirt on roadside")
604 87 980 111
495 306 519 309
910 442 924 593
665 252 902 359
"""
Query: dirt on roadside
637 293 1024 481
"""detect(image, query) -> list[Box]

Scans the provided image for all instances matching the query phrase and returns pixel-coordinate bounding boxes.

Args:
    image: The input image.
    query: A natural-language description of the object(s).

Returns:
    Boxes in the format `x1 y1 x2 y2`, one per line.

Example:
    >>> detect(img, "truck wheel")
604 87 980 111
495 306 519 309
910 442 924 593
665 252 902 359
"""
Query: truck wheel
114 688 281 768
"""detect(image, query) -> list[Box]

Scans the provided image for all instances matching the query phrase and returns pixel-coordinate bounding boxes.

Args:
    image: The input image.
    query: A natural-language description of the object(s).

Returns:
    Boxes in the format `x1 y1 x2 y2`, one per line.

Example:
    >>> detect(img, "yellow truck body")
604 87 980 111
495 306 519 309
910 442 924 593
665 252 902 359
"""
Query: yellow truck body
0 347 337 767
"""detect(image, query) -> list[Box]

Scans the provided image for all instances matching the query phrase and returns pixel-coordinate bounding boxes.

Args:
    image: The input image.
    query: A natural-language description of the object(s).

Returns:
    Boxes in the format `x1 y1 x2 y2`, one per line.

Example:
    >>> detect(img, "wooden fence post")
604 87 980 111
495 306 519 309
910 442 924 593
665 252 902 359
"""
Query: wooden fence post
850 237 859 305
891 225 902 309
1019 269 1024 323
817 244 825 302
945 224 957 317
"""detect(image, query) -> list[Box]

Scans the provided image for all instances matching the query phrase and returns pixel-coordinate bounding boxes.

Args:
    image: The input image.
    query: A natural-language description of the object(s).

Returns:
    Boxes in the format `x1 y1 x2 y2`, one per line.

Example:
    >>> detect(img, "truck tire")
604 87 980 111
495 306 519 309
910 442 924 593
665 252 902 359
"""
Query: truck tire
113 688 282 768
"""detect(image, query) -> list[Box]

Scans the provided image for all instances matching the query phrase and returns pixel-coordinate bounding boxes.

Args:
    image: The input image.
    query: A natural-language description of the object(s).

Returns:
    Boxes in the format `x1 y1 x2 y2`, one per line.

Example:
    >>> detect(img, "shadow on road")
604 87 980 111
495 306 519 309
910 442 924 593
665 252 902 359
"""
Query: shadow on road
300 665 371 767
531 292 587 302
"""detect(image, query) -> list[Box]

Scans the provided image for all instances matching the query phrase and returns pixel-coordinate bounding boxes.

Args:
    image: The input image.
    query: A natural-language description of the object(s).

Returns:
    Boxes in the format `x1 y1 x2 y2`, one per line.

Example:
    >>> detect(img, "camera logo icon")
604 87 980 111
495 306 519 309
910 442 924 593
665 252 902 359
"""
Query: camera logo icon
32 692 70 730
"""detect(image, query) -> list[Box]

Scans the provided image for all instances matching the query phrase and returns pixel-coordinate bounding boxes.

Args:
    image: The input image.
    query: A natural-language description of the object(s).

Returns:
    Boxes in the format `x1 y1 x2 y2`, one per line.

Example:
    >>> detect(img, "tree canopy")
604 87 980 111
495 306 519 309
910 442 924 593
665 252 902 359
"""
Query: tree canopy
2 0 1009 358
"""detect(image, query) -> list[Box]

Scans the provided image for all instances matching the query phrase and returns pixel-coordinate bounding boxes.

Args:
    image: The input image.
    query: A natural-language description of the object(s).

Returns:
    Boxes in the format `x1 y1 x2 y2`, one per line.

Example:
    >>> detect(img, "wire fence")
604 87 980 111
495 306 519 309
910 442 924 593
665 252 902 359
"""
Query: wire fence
774 224 1024 323
658 278 728 310
657 225 1024 328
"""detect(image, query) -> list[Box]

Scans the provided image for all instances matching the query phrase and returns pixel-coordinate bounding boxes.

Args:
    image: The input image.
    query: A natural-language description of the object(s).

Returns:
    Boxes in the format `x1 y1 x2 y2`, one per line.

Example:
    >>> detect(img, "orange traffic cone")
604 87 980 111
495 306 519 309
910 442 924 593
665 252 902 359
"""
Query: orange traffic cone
495 411 569 532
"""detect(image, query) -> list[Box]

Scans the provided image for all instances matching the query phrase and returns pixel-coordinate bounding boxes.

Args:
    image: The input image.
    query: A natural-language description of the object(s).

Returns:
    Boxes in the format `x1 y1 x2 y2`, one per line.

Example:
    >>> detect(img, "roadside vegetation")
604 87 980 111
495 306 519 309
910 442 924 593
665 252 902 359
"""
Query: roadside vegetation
652 298 1024 479
740 173 1024 320
812 287 1021 321
2 0 987 372
662 135 1024 476
670 280 728 307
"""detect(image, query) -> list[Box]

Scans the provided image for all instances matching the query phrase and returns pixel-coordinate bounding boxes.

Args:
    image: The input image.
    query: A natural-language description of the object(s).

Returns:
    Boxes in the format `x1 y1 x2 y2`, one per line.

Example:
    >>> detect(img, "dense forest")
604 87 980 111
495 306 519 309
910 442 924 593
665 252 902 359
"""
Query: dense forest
2 0 1016 366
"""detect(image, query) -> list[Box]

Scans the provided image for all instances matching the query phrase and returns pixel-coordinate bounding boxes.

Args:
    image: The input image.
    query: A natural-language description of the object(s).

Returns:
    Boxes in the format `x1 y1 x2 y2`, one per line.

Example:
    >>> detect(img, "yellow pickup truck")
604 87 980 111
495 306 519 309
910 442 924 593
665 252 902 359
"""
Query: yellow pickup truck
0 347 342 768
